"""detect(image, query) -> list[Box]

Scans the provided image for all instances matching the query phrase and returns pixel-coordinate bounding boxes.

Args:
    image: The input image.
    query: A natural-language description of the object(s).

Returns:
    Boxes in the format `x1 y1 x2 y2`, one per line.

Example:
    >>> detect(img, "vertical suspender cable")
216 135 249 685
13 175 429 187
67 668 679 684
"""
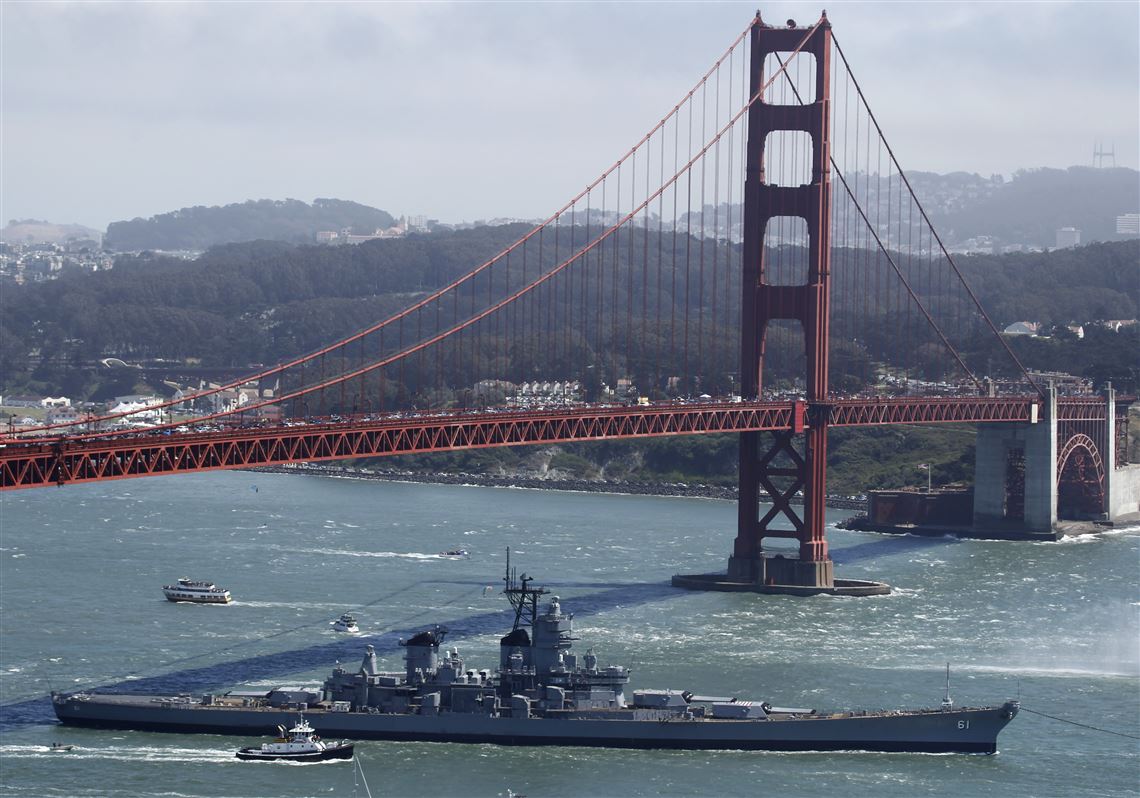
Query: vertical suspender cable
697 76 708 387
684 98 693 392
628 143 636 384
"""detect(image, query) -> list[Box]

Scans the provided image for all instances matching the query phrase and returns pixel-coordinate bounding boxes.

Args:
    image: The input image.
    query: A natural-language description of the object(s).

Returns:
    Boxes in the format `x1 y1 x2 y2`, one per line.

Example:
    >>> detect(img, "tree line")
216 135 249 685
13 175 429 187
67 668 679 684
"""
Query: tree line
1 226 1136 400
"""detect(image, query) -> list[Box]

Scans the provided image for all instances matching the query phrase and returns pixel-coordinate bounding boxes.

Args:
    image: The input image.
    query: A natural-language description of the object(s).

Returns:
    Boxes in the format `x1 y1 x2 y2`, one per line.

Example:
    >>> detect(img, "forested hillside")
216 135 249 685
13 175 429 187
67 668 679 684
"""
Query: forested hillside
934 167 1138 246
104 198 396 251
2 227 1135 399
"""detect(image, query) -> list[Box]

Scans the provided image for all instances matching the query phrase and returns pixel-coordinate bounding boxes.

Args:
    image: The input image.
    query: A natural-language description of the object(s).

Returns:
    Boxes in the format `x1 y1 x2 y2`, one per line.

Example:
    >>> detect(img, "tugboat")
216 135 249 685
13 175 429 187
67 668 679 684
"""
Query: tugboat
235 717 354 762
55 552 1020 753
332 613 360 634
161 578 231 604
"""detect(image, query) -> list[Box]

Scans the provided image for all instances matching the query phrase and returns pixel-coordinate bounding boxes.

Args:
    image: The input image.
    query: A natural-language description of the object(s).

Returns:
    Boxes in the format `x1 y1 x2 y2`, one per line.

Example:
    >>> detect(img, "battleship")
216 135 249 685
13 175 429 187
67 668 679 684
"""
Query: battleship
54 557 1019 753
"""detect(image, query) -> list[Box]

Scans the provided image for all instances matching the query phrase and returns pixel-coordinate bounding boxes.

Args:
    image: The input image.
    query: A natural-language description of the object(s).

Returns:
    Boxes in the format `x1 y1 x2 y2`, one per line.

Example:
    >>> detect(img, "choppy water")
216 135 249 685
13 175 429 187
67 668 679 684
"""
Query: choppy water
1 471 1137 797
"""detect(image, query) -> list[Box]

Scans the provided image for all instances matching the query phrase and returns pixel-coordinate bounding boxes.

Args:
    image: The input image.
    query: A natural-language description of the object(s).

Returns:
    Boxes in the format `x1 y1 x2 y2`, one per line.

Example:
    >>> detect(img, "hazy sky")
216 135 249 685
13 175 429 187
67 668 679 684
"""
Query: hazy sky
4 1 1138 230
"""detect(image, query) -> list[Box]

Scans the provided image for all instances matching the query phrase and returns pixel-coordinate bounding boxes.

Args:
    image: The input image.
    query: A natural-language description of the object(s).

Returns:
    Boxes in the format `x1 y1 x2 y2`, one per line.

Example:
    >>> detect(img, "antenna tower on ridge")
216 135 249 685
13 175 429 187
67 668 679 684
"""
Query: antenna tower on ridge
1093 141 1116 168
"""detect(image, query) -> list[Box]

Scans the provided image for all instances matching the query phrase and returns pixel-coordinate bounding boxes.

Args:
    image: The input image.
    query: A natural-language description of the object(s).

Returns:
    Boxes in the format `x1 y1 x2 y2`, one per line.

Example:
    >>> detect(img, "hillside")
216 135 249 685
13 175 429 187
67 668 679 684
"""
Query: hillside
1 219 101 244
958 240 1139 324
933 166 1139 247
1 229 1135 396
103 198 396 251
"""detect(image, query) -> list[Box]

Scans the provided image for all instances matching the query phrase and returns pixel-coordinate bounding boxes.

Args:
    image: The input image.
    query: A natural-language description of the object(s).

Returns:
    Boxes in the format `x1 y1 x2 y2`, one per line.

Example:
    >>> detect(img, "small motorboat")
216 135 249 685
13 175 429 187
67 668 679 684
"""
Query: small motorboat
48 742 75 752
332 613 360 634
440 549 469 558
235 717 353 762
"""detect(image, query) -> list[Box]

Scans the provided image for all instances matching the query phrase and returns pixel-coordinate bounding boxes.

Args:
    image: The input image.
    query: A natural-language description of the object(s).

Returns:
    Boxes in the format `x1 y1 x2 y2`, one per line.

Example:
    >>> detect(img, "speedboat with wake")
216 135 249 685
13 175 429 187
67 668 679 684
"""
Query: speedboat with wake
332 613 360 634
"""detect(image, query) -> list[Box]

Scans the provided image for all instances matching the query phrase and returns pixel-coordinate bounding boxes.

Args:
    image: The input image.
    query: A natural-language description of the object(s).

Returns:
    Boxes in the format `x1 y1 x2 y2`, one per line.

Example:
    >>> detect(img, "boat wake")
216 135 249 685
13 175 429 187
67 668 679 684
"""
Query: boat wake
289 547 463 560
0 743 234 764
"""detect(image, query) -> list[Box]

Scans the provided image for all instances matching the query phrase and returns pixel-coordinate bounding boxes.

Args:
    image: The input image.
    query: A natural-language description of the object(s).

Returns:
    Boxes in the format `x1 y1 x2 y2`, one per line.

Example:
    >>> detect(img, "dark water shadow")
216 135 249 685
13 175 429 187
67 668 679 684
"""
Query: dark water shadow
0 582 683 730
2 538 961 729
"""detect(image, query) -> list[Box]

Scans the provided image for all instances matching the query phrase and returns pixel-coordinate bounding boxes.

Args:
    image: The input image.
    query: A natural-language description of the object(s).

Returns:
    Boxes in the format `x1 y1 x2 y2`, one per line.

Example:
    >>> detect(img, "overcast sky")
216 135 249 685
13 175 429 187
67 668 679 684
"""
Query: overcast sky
4 1 1138 230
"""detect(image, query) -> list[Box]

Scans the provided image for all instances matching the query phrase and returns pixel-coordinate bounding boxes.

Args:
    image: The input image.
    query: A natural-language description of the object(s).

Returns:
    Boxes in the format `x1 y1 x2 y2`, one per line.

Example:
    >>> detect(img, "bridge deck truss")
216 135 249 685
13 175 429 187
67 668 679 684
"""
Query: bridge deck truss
1 398 1047 490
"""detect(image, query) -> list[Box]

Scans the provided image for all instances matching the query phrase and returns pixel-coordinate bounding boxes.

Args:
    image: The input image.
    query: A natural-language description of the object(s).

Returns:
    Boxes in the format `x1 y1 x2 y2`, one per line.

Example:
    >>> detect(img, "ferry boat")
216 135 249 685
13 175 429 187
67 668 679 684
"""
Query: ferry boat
332 613 360 634
161 578 232 604
55 554 1020 754
235 717 354 762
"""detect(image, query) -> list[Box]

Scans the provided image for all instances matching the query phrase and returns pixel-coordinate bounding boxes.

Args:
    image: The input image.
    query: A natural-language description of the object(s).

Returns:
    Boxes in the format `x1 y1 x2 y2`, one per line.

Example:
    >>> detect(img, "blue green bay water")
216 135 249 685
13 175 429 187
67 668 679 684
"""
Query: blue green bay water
1 471 1137 798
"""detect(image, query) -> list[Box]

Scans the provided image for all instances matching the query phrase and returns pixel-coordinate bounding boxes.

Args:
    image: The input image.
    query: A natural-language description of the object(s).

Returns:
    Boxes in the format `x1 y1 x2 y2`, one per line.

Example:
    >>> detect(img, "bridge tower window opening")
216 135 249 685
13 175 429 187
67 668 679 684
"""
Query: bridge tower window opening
762 51 818 105
762 131 814 188
763 216 810 286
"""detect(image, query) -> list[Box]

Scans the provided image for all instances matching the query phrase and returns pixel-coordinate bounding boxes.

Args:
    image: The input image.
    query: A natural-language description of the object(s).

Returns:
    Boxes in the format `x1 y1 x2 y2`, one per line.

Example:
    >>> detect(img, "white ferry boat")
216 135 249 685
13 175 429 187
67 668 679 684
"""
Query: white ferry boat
332 613 360 633
161 578 232 604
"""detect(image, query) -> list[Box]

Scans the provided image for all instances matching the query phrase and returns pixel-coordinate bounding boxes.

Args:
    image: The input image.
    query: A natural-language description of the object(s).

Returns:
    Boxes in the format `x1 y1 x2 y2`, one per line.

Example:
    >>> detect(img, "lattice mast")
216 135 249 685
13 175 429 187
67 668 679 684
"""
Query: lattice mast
733 12 834 588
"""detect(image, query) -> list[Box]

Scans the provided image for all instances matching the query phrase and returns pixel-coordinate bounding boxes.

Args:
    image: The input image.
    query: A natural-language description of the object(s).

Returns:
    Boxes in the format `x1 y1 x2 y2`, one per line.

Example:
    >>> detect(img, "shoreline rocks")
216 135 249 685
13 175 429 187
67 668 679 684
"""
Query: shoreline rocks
250 463 869 511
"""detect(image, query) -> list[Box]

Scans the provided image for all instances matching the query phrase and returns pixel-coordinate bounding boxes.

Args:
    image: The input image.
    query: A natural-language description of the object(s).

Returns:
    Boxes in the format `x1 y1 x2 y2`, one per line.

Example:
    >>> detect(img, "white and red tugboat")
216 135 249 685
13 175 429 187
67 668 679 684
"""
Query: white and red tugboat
235 717 353 762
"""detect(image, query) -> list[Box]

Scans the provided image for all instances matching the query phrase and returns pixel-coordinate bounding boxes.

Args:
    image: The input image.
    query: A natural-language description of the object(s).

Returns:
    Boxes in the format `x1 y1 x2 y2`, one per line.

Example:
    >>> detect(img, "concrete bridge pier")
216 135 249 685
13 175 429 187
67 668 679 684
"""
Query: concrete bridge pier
1105 386 1140 524
973 385 1057 532
974 384 1140 533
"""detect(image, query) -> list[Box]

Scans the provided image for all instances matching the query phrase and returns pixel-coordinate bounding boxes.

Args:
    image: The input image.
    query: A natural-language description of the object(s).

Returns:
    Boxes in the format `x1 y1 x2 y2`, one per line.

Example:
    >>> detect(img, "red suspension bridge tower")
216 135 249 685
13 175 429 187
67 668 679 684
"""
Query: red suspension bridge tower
3 10 1130 566
676 13 887 596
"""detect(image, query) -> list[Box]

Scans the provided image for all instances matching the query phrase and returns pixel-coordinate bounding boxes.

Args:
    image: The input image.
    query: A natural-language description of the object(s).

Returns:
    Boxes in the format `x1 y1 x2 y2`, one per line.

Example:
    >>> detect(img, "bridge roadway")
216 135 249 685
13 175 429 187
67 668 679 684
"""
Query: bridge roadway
0 396 1044 491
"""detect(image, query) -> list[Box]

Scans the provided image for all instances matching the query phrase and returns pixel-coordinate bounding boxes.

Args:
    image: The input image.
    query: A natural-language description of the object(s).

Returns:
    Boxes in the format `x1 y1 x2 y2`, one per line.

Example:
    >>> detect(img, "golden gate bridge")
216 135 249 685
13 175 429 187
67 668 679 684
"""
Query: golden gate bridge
1 13 1130 593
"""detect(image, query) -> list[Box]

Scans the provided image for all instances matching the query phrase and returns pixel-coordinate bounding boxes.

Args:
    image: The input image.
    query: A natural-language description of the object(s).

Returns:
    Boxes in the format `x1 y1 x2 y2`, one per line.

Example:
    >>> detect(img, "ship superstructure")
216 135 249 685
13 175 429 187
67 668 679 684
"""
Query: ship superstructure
323 556 631 721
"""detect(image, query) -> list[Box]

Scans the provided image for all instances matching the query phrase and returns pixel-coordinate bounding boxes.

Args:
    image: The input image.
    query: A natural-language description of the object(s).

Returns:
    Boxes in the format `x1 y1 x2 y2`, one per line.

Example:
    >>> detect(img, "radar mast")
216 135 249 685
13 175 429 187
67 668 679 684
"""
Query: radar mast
503 547 547 632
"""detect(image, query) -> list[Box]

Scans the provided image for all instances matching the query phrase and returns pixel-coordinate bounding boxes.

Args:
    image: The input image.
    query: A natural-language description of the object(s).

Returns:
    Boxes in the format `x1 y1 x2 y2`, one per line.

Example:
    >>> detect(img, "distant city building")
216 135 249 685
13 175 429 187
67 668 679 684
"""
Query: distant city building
474 379 517 401
317 219 411 245
112 394 158 407
1055 227 1081 249
219 389 253 412
1027 370 1091 395
108 396 163 416
1 395 44 408
1101 319 1137 332
0 240 113 285
256 404 284 423
1116 213 1139 236
508 380 582 408
46 405 82 424
959 235 997 254
1002 321 1039 336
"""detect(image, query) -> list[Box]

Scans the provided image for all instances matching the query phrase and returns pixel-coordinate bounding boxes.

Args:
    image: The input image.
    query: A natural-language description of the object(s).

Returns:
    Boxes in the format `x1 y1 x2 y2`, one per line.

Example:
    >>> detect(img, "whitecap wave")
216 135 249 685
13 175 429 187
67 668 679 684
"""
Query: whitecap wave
288 547 452 560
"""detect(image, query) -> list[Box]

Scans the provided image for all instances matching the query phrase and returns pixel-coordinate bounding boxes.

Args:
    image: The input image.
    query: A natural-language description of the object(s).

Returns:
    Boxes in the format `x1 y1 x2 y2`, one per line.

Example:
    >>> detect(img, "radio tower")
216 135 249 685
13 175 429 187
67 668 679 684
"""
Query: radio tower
1093 141 1116 168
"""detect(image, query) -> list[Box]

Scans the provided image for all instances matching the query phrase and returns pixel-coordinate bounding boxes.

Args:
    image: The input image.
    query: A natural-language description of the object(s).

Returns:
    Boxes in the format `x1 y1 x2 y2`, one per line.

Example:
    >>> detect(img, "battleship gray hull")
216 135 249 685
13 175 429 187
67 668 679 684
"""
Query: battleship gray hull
52 692 1015 753
52 560 1020 754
